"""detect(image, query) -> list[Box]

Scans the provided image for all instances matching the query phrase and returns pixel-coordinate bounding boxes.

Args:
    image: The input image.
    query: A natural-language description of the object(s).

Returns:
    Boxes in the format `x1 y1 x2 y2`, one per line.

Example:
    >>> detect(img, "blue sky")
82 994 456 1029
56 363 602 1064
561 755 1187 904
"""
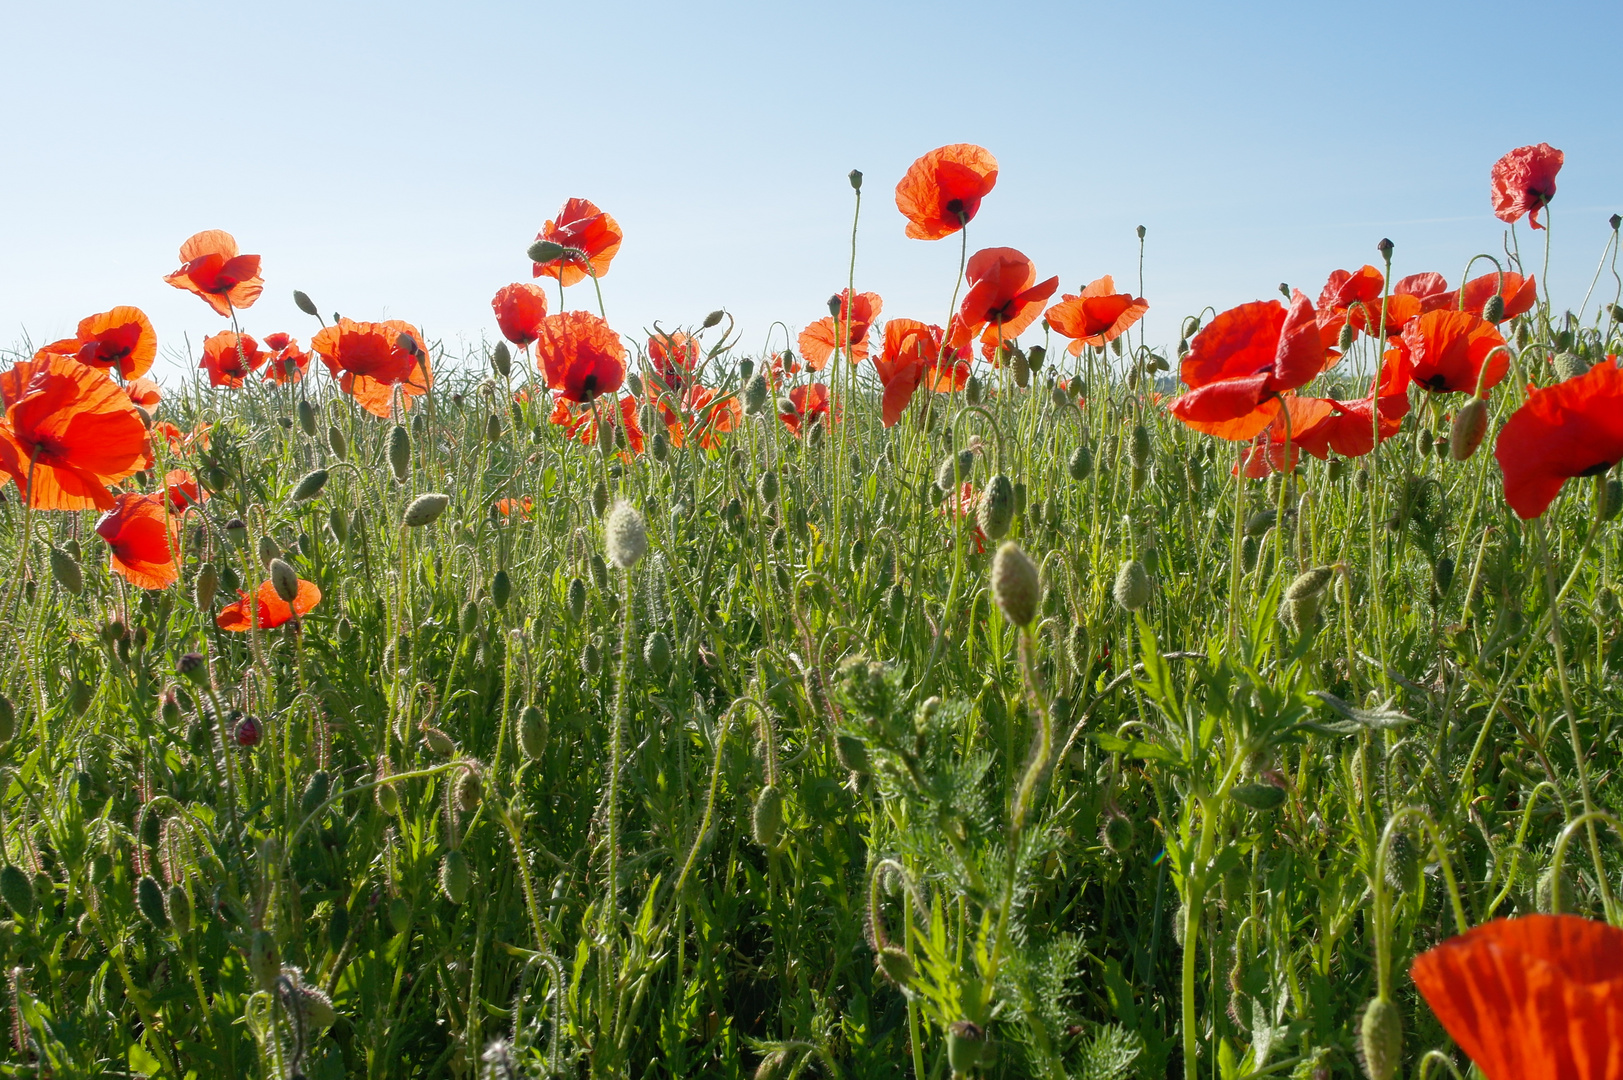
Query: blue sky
2 1 1619 382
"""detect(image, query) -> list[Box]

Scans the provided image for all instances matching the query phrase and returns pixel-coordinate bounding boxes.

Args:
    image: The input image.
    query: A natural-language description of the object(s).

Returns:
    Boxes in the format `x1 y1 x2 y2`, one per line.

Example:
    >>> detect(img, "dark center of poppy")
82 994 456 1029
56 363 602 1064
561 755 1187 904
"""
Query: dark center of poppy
1421 374 1449 392
1577 460 1614 478
580 375 599 402
1530 188 1550 205
945 198 963 215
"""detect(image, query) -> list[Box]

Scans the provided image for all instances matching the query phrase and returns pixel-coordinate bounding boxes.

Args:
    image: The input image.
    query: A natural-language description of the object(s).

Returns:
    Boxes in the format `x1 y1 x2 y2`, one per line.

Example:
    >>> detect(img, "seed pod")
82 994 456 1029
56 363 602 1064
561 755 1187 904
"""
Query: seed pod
136 874 169 929
643 630 672 674
604 501 648 569
388 423 411 482
301 770 331 818
991 542 1040 627
1448 399 1489 461
1326 457 1345 482
269 558 299 603
440 850 470 904
977 473 1015 540
1358 997 1402 1080
743 372 770 415
455 767 482 812
403 493 450 528
1129 424 1151 470
46 545 83 596
1286 566 1333 602
0 864 33 916
1113 559 1151 612
1100 809 1134 854
166 884 192 935
752 784 784 851
421 725 456 757
1067 444 1093 482
519 704 548 760
249 929 280 990
757 470 779 503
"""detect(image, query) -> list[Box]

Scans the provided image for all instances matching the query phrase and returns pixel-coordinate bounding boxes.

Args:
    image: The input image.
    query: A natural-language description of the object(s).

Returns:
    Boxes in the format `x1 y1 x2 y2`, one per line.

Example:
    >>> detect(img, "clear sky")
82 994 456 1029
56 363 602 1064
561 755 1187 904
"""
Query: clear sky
3 1 1620 382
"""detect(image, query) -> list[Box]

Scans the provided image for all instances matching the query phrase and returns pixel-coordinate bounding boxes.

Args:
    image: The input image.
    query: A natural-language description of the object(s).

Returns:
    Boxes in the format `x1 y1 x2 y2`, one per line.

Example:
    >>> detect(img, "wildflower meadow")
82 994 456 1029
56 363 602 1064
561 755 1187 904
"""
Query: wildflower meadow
3 141 1623 1080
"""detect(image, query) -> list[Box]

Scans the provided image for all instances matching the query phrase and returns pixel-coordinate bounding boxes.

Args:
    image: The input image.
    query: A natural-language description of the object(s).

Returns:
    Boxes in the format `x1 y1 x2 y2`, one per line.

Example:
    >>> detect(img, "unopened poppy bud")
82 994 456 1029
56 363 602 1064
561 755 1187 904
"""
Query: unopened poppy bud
1050 380 1071 409
590 479 610 519
1027 343 1046 371
1449 399 1489 460
0 863 32 917
402 493 449 528
326 507 349 545
991 541 1040 627
388 423 411 483
643 630 672 674
454 766 482 812
492 568 511 609
167 884 192 935
965 374 983 404
1598 477 1623 522
293 289 320 317
248 929 279 990
567 577 587 621
234 714 262 747
439 850 470 904
1100 807 1134 854
1286 566 1334 602
757 470 779 503
651 429 670 461
1482 293 1505 323
301 769 331 818
604 501 648 569
327 424 348 460
1129 424 1151 470
421 724 456 757
876 946 914 984
739 372 770 416
459 599 479 634
177 652 207 686
374 756 399 814
1245 509 1277 538
1337 323 1356 352
936 449 976 492
1434 555 1454 592
1113 559 1151 611
257 534 281 569
268 558 299 603
519 703 548 760
484 412 502 443
296 398 318 436
751 784 784 851
1554 351 1590 381
946 1020 987 1075
977 473 1015 540
291 468 328 502
49 546 83 596
1376 237 1394 259
1011 348 1030 388
848 168 863 191
527 239 567 263
702 309 725 329
1068 445 1093 482
491 340 511 379
1357 997 1402 1080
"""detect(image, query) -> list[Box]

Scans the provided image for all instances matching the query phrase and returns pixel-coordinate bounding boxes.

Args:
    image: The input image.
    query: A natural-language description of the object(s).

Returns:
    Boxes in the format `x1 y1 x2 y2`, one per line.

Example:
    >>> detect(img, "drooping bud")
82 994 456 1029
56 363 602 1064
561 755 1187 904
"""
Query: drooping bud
296 398 318 436
1285 566 1334 602
946 1021 987 1076
1448 399 1489 461
757 470 779 503
519 704 548 760
702 309 725 329
327 424 348 460
566 577 588 622
527 239 567 263
268 558 299 603
167 884 193 934
743 372 770 415
604 501 648 569
936 450 976 493
257 534 281 569
293 289 320 316
1554 351 1590 382
491 340 512 379
1482 293 1505 323
977 474 1015 540
964 374 983 404
1113 559 1151 611
439 850 470 904
491 568 511 609
455 767 482 813
1100 808 1134 854
751 784 785 851
1338 323 1356 352
643 631 672 674
1357 997 1402 1080
1067 445 1093 482
1027 343 1046 372
421 725 456 757
248 929 280 990
291 468 328 502
136 874 169 929
388 423 411 483
991 541 1040 627
403 493 450 528
50 546 83 596
486 412 503 442
1129 424 1151 470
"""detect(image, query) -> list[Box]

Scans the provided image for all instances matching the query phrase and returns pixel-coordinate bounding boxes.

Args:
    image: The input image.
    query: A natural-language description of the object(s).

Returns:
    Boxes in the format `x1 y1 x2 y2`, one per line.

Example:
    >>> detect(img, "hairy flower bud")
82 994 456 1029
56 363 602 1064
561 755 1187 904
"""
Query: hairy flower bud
1449 399 1489 461
403 493 450 528
1358 997 1402 1080
1113 559 1151 611
604 501 648 569
268 558 299 603
991 541 1040 627
388 423 411 483
977 473 1015 540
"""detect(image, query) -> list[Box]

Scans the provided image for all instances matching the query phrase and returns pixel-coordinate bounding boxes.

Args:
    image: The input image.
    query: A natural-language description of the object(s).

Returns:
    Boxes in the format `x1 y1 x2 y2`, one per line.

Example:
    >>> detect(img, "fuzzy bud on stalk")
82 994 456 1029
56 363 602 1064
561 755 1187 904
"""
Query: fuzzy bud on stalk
702 308 726 328
388 424 411 482
268 558 300 603
519 704 548 760
1113 559 1151 611
752 784 785 851
977 473 1015 539
1554 351 1590 382
402 493 449 528
743 373 770 415
293 289 320 316
50 547 83 596
991 542 1040 627
604 501 648 569
1357 997 1402 1080
440 850 470 904
327 424 347 460
1448 399 1489 461
1482 293 1506 323
291 468 328 502
491 341 512 379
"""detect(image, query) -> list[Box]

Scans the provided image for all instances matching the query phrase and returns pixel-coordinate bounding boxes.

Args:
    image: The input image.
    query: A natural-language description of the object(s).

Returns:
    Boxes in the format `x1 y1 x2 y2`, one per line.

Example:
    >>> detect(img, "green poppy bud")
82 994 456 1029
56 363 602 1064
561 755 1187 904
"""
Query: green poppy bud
403 493 450 528
293 289 320 316
167 884 193 935
0 863 33 917
388 423 411 483
519 704 548 760
491 340 512 379
50 546 83 596
604 501 648 569
1449 398 1489 461
1358 997 1402 1080
1113 559 1151 611
643 630 672 674
1482 293 1505 323
991 542 1040 627
136 874 169 929
751 784 784 851
977 474 1015 540
296 398 318 436
1068 444 1093 482
249 929 280 990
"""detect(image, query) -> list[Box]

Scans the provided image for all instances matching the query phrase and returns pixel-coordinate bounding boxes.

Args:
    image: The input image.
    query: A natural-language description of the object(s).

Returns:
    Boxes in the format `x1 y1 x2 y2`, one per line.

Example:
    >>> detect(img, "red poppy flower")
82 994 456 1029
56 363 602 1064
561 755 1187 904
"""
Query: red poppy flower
647 331 701 393
938 480 987 553
531 198 623 287
123 377 162 409
1314 265 1389 345
495 495 534 519
263 333 293 351
263 340 310 385
52 307 159 379
95 492 178 589
874 319 970 427
1045 277 1148 355
534 311 626 403
1494 356 1623 519
492 283 549 346
217 578 322 631
779 383 830 437
549 394 643 454
681 385 741 450
798 291 883 371
154 420 211 454
1230 395 1336 477
0 355 151 510
1459 271 1539 322
161 468 205 511
951 248 1060 356
1411 914 1623 1080
1400 310 1508 394
895 144 998 241
310 319 432 417
1491 143 1563 230
197 331 265 389
164 230 263 316
1171 292 1326 440
1291 348 1412 459
1395 271 1454 312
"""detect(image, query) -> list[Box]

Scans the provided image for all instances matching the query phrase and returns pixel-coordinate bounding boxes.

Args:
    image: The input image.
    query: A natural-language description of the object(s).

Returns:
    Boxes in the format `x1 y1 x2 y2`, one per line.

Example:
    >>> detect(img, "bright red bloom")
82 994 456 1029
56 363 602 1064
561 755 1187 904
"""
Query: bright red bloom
492 283 549 346
44 307 159 380
895 144 998 241
1291 348 1412 459
1171 292 1326 440
657 384 740 450
799 291 882 371
0 355 151 510
534 311 626 403
1411 914 1623 1080
495 495 533 519
647 331 701 393
1494 356 1623 519
217 579 322 631
779 383 830 437
95 492 178 589
123 377 162 409
1401 310 1508 394
874 319 970 427
198 331 266 389
549 394 643 455
263 339 310 385
952 248 1060 356
1491 143 1564 230
164 230 263 316
310 319 432 417
1460 271 1538 322
531 198 622 287
1395 271 1454 312
1315 265 1389 345
1045 276 1148 355
161 468 205 511
154 421 211 454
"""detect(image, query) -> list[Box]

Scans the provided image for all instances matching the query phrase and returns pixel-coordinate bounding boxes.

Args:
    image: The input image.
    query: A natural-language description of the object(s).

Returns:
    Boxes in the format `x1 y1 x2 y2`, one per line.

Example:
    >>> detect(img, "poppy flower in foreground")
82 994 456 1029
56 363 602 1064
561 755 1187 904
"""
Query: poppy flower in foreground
798 290 882 370
161 468 205 511
1315 265 1402 344
647 331 701 393
874 319 970 427
1170 292 1326 441
895 144 998 240
779 383 830 437
1045 276 1149 354
534 311 626 403
492 283 549 346
1494 356 1623 519
199 331 266 389
0 355 151 510
310 319 432 417
1290 348 1412 460
164 230 263 316
1490 143 1564 230
123 377 162 409
37 307 159 380
952 247 1060 357
1400 310 1508 394
217 578 322 631
95 492 178 589
1411 914 1623 1080
531 198 623 287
